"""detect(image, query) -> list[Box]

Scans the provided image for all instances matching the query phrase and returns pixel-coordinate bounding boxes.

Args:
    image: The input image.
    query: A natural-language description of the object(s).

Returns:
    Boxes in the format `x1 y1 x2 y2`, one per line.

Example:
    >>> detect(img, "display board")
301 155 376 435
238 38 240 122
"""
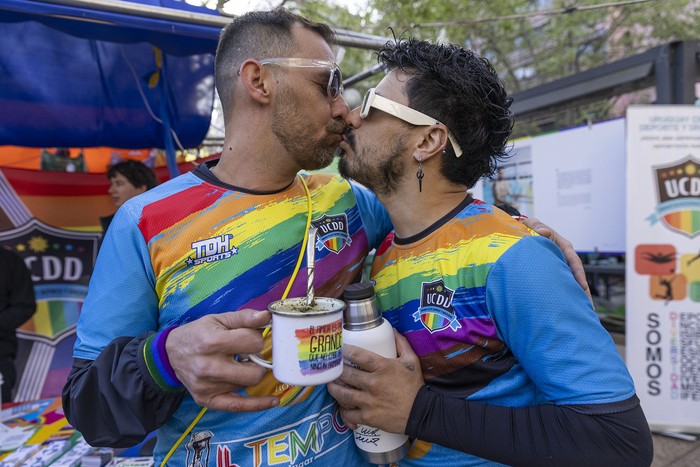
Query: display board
476 118 626 253
0 158 215 401
625 105 700 433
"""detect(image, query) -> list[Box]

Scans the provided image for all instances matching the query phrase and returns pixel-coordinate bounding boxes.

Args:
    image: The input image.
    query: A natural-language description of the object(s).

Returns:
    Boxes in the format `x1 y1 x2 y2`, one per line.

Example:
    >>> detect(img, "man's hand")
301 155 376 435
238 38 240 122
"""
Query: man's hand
521 217 592 303
327 332 423 434
166 309 279 412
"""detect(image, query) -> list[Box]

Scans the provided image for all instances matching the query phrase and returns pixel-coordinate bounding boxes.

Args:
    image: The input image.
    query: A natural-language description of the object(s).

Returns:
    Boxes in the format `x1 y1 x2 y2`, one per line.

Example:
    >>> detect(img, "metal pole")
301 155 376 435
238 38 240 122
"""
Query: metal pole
20 0 388 50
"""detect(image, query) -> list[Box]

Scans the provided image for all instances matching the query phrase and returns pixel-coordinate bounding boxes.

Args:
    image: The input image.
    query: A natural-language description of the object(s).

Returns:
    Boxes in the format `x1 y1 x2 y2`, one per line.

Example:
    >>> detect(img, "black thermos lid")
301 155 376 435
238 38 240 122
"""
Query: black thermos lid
342 281 375 300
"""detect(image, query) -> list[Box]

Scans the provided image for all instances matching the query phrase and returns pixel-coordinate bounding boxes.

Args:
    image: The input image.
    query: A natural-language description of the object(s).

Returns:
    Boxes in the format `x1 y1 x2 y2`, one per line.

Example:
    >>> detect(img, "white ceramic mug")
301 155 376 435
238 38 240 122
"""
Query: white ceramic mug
249 297 345 386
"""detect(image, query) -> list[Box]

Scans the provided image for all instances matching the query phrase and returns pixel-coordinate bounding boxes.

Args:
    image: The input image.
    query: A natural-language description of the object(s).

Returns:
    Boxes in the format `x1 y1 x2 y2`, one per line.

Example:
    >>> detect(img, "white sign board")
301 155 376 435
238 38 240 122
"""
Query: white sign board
477 118 626 253
625 105 700 433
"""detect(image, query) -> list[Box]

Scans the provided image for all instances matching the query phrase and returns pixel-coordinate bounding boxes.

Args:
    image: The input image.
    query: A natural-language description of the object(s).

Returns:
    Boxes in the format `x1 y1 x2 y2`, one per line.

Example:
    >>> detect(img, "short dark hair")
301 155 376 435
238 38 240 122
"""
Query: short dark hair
107 160 157 190
215 8 335 121
377 38 514 188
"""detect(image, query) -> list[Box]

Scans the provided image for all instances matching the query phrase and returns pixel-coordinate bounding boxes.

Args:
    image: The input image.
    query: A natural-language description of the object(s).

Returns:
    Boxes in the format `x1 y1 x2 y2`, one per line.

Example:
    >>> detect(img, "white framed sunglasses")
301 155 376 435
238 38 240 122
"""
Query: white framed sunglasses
360 88 463 157
258 58 344 101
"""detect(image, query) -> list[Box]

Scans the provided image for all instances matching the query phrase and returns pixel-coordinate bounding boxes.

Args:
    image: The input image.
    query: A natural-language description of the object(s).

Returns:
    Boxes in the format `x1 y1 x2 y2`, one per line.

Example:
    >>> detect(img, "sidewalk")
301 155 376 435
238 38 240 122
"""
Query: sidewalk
610 331 700 466
652 432 700 466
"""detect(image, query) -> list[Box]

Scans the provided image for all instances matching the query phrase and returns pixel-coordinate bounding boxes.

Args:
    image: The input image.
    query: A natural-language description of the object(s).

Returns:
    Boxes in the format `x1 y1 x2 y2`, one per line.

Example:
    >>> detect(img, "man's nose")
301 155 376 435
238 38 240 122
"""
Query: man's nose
346 106 363 129
331 94 351 120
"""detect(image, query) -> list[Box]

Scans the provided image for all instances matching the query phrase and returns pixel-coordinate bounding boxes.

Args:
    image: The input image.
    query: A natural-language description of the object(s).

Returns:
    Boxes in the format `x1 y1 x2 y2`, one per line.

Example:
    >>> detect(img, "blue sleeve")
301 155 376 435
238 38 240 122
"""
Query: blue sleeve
351 182 393 250
73 203 159 360
486 235 636 405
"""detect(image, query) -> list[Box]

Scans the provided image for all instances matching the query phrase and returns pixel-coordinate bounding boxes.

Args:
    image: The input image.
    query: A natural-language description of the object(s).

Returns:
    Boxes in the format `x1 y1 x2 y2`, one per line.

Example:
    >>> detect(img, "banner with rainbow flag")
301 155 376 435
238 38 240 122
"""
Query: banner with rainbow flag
0 167 108 401
0 158 213 401
625 105 700 434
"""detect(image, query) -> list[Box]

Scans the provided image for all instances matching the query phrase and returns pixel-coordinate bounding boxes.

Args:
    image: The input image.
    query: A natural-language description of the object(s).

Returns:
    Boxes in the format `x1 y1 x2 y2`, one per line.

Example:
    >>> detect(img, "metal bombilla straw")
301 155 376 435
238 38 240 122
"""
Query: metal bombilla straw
306 226 318 307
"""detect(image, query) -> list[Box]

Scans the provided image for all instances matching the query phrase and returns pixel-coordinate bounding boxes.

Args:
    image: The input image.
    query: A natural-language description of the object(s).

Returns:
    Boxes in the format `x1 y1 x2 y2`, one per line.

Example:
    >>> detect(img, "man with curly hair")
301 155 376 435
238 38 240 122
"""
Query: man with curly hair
329 38 653 466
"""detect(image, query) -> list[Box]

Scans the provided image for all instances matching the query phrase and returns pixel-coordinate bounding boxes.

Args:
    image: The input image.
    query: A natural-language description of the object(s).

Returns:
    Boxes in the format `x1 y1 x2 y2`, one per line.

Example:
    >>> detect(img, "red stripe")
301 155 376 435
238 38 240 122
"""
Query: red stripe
663 212 680 229
2 166 110 196
375 232 395 256
1 157 218 197
138 184 225 243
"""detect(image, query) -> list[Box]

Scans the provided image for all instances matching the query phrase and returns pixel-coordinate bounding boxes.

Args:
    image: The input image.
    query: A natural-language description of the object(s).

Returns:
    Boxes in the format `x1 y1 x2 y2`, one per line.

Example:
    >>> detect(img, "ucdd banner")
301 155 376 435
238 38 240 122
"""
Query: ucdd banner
626 105 700 433
0 167 106 401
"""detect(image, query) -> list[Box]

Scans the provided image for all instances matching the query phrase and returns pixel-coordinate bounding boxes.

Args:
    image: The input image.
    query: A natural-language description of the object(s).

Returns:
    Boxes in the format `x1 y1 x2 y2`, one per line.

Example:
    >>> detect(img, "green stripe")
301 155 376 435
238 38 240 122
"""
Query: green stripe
142 334 178 392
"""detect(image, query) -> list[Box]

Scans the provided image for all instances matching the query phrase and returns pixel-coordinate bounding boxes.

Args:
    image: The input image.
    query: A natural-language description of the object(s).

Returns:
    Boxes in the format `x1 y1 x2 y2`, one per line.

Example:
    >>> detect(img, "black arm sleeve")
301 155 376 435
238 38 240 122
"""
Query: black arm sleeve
62 333 185 448
406 386 653 467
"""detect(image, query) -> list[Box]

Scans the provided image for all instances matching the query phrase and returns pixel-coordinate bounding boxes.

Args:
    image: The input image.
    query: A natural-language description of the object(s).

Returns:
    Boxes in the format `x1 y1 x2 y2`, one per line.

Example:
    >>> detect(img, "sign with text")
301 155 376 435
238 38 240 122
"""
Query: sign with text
473 118 626 253
626 105 700 433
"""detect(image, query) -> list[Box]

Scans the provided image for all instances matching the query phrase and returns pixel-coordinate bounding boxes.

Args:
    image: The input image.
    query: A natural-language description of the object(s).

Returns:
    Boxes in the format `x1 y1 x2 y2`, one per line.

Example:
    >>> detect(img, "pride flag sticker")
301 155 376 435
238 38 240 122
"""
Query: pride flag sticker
295 318 343 375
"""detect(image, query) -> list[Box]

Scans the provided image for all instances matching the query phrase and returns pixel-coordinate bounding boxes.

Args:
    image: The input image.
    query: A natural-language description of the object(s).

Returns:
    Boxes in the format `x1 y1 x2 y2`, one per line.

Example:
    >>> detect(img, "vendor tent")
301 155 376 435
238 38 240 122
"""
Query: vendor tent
0 0 389 402
0 0 224 177
0 0 388 175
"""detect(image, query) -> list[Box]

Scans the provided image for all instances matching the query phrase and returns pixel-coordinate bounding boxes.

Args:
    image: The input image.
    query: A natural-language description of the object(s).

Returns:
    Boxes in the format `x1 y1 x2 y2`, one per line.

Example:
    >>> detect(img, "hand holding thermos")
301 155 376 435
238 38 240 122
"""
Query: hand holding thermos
337 282 413 464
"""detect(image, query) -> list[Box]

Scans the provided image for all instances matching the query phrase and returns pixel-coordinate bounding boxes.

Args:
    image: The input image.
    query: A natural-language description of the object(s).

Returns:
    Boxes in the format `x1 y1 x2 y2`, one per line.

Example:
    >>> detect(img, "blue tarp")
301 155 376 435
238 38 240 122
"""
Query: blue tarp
0 0 221 151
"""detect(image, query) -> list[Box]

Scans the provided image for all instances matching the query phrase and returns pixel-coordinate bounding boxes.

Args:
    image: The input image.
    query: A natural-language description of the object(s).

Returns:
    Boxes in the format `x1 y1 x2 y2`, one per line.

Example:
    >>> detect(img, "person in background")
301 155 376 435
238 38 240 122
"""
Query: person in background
100 159 158 233
492 167 519 213
329 38 653 466
0 247 36 403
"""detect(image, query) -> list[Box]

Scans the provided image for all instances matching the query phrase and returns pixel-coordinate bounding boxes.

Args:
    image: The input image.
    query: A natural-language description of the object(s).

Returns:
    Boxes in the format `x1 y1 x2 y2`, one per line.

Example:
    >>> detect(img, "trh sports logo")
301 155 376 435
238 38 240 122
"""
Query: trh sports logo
647 155 700 238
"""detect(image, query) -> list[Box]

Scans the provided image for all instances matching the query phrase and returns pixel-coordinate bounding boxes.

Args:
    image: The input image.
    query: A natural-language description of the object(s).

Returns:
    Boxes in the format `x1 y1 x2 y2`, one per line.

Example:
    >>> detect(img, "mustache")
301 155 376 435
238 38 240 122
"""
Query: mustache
328 120 348 134
342 126 356 149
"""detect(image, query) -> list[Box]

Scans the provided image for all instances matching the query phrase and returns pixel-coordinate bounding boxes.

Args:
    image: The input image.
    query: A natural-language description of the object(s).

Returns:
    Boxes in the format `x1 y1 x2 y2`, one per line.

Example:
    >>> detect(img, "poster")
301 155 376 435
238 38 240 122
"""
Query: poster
0 168 103 401
474 118 626 253
0 157 209 400
625 105 700 432
530 118 626 253
481 144 534 217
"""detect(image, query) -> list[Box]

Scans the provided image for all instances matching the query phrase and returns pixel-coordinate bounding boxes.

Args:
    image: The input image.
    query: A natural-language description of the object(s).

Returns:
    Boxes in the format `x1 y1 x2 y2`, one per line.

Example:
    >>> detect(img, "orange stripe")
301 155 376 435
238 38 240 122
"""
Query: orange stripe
20 194 111 229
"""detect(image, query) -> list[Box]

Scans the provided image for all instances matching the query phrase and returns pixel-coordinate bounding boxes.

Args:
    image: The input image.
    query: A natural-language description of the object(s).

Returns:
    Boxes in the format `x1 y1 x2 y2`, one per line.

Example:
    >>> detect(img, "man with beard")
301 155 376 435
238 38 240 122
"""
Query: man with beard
329 39 653 466
63 9 586 466
62 9 391 466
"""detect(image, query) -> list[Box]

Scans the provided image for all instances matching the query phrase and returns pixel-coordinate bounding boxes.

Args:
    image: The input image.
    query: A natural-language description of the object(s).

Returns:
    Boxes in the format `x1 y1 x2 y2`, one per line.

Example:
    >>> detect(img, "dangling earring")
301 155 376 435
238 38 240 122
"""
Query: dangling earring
417 159 424 193
442 149 446 156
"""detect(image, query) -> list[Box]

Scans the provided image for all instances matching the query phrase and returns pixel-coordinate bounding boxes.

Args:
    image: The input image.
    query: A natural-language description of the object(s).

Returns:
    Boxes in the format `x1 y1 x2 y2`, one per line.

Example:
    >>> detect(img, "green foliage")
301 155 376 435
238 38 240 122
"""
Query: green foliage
217 0 699 135
365 0 700 134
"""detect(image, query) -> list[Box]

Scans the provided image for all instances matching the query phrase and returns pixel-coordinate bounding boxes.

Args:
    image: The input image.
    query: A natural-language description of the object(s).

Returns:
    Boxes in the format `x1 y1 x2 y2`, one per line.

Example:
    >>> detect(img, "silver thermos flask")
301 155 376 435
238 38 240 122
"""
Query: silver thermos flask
342 282 410 464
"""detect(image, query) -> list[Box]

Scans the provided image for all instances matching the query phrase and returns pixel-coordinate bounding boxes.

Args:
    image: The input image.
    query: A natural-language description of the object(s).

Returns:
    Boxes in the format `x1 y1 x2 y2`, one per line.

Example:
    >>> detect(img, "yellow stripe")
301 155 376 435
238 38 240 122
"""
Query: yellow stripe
27 418 69 445
306 175 348 213
679 211 691 233
153 188 310 300
33 301 52 336
373 232 523 289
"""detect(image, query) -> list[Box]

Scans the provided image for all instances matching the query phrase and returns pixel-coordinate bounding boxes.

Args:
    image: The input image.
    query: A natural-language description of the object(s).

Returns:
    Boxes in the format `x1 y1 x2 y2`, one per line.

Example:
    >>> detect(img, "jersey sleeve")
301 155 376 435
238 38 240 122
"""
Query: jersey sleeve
404 235 652 465
66 202 184 446
485 235 636 405
73 202 160 360
350 182 393 251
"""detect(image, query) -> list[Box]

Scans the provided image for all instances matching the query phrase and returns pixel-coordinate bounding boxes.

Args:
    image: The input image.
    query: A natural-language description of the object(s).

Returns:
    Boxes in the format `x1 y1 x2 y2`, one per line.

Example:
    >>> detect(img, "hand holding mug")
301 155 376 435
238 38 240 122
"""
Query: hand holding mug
248 297 345 386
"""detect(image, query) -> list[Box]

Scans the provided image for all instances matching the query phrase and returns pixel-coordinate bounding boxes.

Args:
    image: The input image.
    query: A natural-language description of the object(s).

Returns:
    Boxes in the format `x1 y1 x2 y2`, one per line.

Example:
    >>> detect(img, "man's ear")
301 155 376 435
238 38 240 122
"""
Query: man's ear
239 59 272 104
414 125 448 162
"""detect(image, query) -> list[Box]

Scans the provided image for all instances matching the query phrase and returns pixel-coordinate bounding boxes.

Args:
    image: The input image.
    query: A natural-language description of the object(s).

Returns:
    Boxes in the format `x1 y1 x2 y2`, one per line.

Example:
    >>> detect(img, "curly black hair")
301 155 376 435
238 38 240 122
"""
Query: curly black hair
377 38 513 188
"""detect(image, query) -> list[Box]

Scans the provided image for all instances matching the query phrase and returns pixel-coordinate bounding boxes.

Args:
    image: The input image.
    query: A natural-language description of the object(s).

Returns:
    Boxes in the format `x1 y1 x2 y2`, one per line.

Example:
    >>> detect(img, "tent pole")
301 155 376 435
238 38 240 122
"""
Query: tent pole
26 0 388 50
